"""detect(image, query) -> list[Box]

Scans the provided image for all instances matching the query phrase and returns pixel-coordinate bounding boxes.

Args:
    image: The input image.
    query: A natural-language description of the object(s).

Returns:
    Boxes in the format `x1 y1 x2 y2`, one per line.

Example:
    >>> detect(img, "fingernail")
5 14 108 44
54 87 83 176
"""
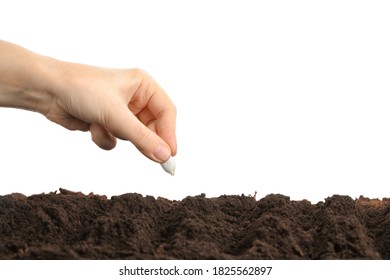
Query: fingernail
153 144 171 162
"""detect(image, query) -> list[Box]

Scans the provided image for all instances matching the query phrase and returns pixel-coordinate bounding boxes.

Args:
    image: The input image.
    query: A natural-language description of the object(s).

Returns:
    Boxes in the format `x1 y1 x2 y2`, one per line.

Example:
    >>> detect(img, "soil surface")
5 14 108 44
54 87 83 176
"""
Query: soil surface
0 188 389 259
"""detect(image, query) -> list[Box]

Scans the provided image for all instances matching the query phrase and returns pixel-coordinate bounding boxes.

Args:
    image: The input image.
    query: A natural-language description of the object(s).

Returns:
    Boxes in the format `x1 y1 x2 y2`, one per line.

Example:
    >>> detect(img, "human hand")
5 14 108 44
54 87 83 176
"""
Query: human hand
46 65 177 163
0 40 177 163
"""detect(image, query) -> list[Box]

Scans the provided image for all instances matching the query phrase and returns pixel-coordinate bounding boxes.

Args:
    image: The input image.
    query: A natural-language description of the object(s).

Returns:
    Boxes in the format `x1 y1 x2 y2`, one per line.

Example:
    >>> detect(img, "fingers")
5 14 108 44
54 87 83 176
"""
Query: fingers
90 123 117 150
136 106 177 156
135 75 177 156
155 106 177 156
108 106 172 162
78 68 176 161
121 70 177 159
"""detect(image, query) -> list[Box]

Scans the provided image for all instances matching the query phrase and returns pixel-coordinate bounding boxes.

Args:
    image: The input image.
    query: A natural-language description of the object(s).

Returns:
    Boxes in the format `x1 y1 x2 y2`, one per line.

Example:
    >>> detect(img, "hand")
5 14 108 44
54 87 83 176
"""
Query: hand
45 65 177 162
0 40 177 163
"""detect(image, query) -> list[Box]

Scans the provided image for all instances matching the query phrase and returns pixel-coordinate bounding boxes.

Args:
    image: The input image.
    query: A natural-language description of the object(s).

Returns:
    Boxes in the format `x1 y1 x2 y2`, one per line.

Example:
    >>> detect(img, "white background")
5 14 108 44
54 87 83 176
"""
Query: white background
0 0 389 203
1 260 388 279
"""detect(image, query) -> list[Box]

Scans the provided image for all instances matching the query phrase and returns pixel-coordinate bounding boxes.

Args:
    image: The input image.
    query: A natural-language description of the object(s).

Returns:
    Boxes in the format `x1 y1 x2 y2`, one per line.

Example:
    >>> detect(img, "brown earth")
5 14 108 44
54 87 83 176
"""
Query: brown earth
0 188 389 259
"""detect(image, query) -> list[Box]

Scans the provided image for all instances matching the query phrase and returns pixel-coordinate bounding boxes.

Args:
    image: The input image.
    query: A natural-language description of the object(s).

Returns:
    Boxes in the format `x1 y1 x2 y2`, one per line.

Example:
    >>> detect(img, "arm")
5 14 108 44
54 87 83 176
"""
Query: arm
0 40 177 162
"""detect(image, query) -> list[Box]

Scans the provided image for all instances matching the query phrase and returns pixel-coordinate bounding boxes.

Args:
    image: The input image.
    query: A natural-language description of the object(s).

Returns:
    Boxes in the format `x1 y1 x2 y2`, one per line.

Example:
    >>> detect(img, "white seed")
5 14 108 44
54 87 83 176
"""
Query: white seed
160 156 176 176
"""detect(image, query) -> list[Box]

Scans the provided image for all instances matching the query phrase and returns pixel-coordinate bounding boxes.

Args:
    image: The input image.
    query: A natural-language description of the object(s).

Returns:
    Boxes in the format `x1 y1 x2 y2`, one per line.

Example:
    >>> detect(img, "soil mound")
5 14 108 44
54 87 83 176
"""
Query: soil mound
0 189 389 259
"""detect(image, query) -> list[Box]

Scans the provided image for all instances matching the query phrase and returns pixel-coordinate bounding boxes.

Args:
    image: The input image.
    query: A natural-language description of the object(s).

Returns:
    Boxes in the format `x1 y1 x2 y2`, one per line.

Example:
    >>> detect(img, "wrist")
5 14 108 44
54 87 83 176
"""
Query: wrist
0 41 64 114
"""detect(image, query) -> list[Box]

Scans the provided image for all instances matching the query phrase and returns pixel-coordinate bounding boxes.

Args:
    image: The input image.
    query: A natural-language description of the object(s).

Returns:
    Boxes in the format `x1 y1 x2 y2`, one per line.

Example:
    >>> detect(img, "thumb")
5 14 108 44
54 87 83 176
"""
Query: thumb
108 107 172 163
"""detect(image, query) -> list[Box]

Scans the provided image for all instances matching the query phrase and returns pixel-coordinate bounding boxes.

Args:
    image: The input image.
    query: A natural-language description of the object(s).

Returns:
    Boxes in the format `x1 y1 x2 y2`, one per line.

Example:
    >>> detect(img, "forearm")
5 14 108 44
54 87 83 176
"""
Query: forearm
0 40 61 114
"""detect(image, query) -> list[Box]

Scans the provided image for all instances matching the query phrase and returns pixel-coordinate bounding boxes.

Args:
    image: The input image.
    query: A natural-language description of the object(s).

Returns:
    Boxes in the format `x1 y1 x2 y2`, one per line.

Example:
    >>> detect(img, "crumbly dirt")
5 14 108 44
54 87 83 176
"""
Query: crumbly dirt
0 188 389 259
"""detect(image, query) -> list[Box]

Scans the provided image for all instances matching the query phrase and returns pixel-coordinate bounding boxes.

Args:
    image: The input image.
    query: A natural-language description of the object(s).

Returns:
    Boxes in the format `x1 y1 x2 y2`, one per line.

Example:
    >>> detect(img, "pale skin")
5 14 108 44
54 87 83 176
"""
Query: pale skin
0 40 177 162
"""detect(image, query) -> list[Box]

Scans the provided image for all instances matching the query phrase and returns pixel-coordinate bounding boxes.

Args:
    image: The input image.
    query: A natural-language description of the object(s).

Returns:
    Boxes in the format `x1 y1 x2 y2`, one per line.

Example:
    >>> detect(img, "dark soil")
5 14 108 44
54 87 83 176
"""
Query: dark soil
0 188 389 259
